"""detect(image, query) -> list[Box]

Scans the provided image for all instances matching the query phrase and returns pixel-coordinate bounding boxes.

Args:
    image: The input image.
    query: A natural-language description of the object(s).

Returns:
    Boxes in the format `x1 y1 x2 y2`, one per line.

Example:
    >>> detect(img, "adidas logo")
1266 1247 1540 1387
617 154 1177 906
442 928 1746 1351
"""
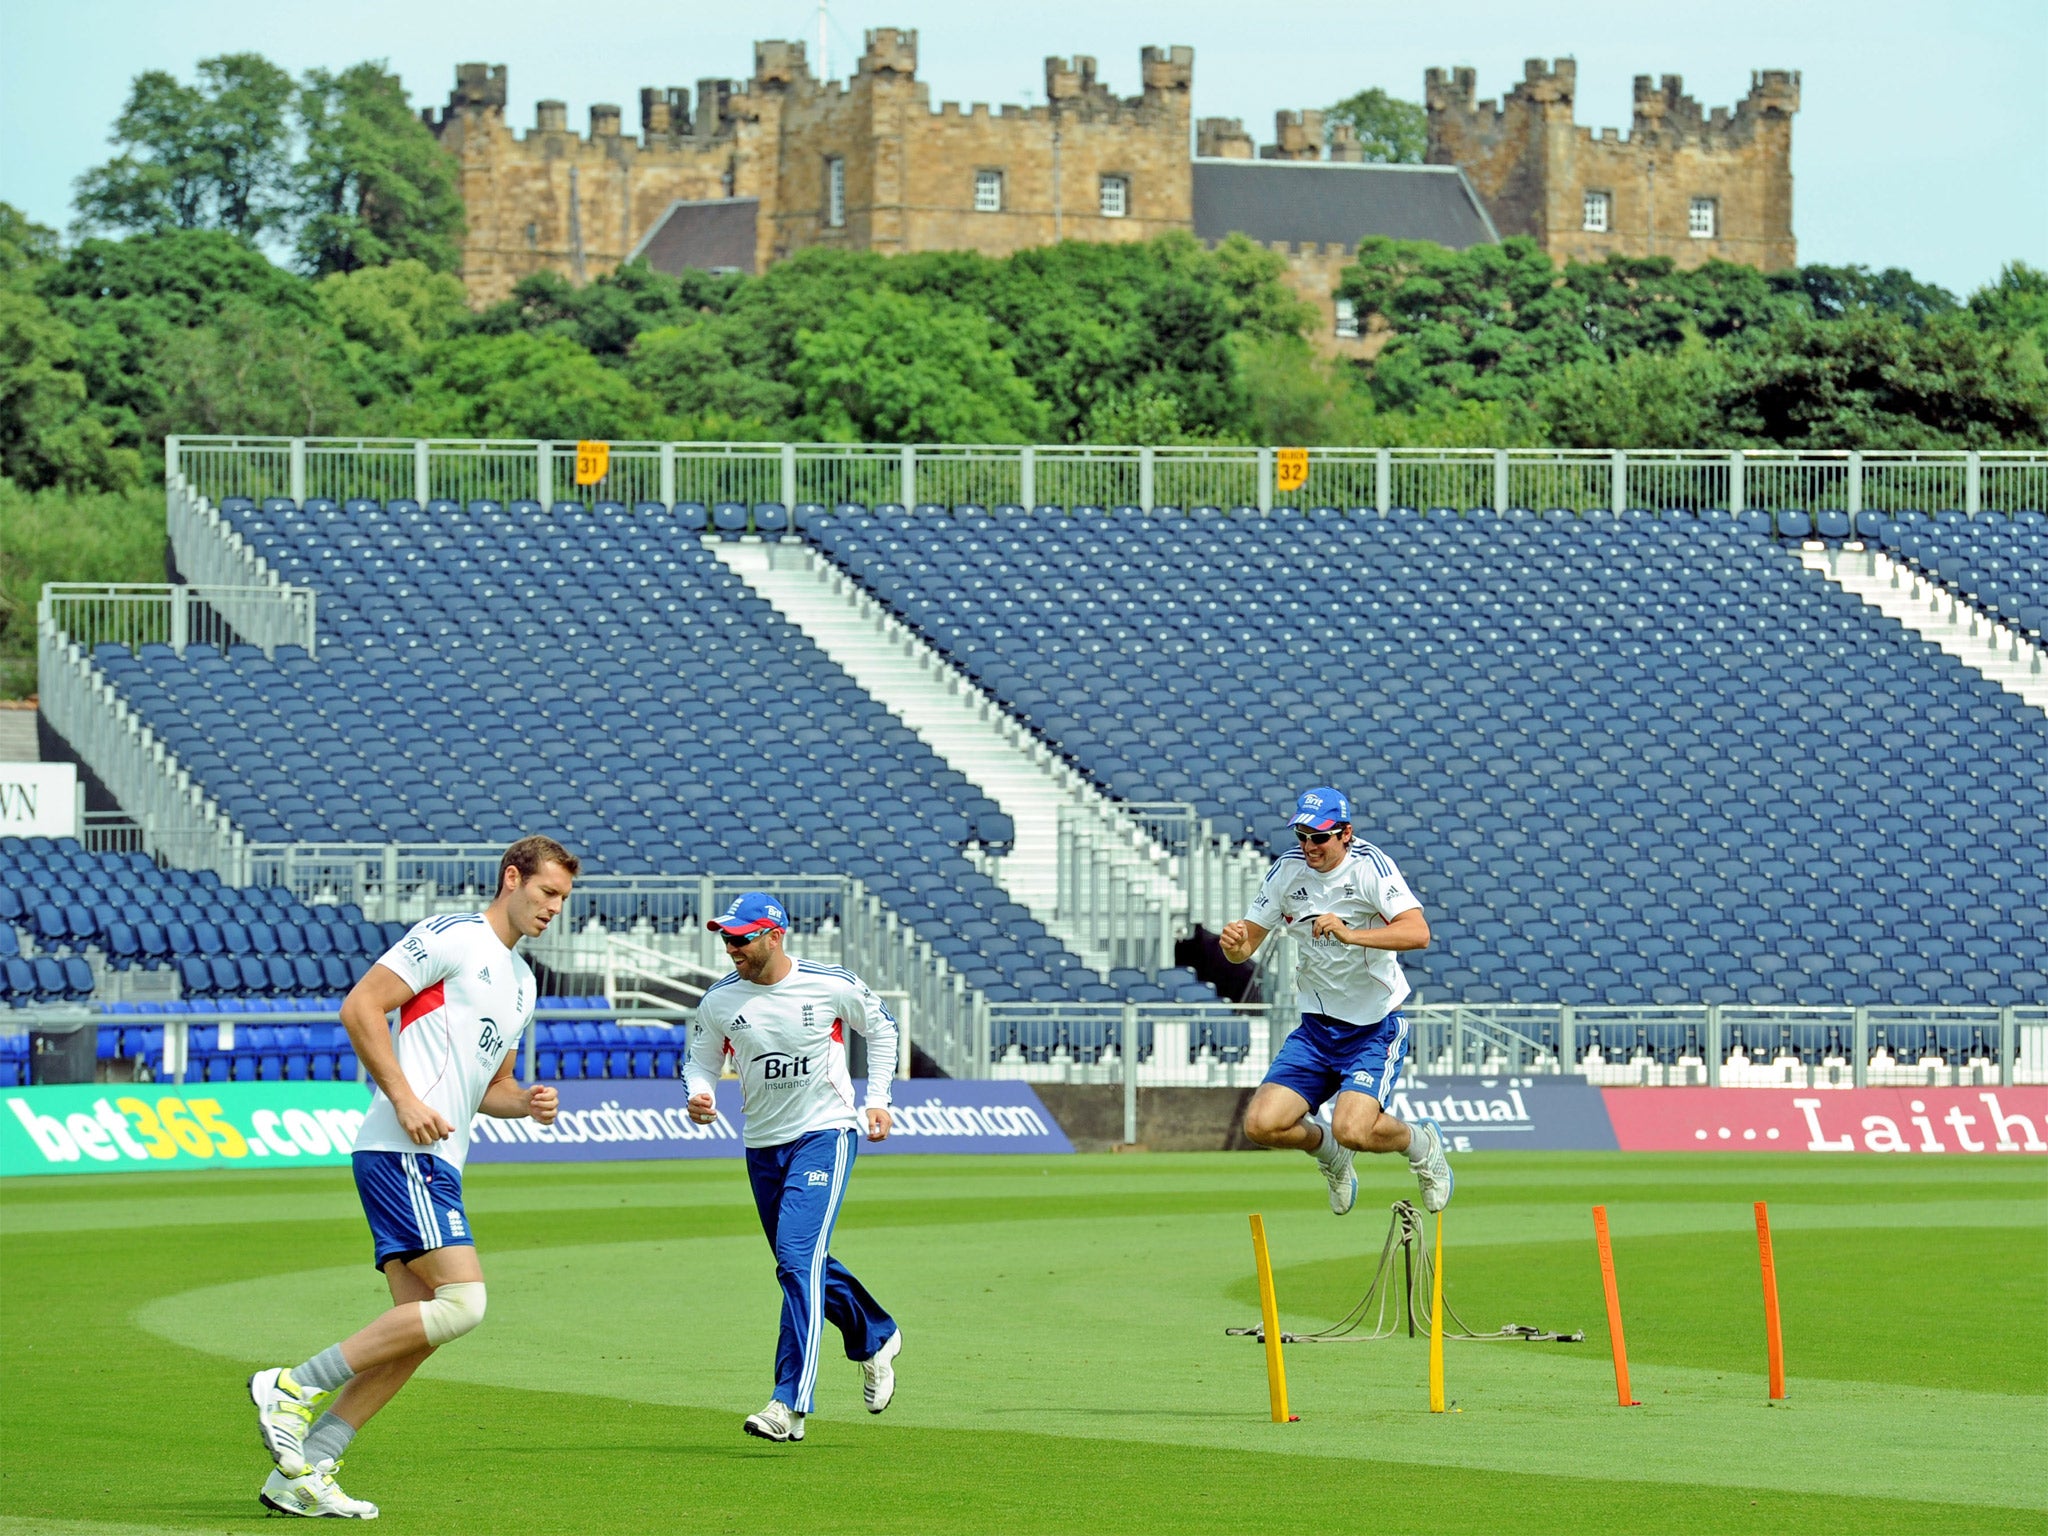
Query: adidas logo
478 965 492 984
1288 886 1310 901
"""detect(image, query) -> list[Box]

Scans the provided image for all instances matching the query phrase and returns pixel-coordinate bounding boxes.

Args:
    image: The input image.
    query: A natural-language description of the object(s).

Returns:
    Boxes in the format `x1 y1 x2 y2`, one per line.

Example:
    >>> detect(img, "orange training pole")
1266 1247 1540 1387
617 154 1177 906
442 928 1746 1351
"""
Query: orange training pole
1755 1200 1786 1400
1592 1205 1639 1407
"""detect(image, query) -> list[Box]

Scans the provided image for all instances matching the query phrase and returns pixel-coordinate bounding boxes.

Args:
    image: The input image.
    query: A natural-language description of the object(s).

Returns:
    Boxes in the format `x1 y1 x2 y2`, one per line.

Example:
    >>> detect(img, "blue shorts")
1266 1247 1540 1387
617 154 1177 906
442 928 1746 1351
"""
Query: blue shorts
353 1150 473 1270
1262 1011 1408 1114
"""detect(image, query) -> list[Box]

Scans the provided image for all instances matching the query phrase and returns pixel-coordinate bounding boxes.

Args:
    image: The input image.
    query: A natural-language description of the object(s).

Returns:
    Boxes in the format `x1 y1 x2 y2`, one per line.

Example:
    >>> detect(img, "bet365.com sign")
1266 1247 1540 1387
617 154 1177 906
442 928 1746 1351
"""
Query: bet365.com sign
2 1084 369 1175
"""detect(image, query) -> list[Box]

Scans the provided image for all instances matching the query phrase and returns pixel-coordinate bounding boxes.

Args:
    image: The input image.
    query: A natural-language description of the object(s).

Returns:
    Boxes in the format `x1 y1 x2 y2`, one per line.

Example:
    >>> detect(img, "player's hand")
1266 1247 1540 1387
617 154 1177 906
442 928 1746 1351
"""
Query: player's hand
864 1107 892 1142
1311 913 1352 943
1219 920 1250 958
687 1092 718 1125
398 1096 454 1146
526 1084 558 1125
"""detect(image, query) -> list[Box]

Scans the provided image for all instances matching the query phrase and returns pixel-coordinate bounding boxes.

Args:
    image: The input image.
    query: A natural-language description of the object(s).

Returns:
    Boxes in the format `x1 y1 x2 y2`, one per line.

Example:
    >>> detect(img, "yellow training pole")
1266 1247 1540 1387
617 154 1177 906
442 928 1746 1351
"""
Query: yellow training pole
1248 1214 1296 1422
1428 1211 1446 1412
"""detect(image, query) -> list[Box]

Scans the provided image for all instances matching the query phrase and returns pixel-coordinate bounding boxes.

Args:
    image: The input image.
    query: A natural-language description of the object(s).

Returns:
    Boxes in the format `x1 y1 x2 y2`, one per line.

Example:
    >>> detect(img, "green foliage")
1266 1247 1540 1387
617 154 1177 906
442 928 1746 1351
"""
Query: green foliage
294 62 465 277
1324 88 1428 163
788 288 1047 443
1716 313 2048 449
474 261 743 361
394 332 674 440
152 299 370 438
1797 263 1960 326
73 54 297 241
0 288 144 492
0 479 164 696
1969 261 2048 352
317 259 470 355
0 204 60 274
1537 339 1729 449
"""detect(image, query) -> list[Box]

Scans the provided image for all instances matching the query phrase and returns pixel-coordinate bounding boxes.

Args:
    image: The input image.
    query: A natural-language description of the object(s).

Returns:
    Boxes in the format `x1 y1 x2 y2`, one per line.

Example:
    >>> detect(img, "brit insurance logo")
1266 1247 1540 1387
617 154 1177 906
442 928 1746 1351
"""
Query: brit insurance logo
760 1051 812 1085
476 1018 505 1063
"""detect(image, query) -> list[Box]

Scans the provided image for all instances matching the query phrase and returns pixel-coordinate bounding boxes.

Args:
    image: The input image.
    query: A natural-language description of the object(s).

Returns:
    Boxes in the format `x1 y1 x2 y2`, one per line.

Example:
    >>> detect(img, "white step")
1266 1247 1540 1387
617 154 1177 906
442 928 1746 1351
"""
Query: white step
711 539 1177 972
1801 546 2048 715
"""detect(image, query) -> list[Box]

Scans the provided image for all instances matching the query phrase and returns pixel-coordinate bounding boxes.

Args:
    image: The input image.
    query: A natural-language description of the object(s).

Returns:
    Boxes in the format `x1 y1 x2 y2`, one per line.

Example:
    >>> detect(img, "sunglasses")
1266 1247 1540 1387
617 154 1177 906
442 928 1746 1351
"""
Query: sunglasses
1294 826 1347 845
720 928 772 947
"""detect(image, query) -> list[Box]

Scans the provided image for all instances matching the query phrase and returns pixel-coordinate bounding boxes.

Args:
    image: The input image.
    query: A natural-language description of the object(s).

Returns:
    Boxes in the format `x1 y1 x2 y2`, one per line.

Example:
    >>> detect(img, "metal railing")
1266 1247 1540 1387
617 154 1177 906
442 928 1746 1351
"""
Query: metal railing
167 437 2048 518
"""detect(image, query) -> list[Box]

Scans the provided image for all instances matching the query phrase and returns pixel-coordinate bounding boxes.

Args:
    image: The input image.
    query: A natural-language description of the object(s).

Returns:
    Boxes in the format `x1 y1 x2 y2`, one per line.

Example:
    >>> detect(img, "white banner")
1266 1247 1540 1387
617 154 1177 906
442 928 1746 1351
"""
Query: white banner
0 761 78 838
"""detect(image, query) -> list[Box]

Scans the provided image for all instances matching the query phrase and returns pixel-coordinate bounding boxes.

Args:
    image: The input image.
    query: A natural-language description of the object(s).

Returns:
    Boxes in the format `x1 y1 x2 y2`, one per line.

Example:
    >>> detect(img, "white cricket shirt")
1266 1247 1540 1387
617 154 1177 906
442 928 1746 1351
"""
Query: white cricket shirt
1245 843 1422 1028
686 959 898 1149
352 912 535 1170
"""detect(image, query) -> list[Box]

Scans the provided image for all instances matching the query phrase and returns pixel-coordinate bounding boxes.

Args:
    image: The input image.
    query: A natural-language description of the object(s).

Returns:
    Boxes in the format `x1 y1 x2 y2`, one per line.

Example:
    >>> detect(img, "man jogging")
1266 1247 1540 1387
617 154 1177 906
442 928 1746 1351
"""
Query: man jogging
246 836 577 1517
687 891 902 1444
1221 789 1452 1217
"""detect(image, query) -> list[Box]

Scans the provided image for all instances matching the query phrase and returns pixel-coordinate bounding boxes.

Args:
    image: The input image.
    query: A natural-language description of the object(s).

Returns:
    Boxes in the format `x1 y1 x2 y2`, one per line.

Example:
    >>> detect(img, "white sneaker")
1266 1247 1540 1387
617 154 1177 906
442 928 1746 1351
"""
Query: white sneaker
743 1400 805 1443
259 1458 379 1519
861 1329 902 1413
1315 1122 1357 1215
249 1367 320 1477
1412 1119 1454 1213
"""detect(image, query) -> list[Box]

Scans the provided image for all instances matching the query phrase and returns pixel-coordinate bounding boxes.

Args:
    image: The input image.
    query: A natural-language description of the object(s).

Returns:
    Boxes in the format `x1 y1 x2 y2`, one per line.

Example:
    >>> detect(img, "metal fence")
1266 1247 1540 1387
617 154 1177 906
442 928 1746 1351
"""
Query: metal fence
168 437 2048 518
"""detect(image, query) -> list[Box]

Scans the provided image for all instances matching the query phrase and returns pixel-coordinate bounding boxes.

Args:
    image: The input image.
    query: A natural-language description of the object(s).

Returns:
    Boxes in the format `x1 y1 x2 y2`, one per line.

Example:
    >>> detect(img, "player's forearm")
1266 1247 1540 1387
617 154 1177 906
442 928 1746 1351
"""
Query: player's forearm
479 1077 532 1118
861 1020 899 1101
1344 915 1430 951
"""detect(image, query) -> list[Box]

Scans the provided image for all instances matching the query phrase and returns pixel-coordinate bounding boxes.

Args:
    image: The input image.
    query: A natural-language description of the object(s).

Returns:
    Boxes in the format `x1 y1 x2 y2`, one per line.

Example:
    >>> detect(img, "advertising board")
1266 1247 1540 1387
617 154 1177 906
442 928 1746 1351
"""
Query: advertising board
1600 1086 2048 1153
1384 1075 1619 1152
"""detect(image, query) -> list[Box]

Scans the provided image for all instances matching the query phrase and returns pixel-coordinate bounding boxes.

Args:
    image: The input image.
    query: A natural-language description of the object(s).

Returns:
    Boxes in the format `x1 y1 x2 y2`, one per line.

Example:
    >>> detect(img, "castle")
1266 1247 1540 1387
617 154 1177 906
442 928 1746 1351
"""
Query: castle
425 32 1798 335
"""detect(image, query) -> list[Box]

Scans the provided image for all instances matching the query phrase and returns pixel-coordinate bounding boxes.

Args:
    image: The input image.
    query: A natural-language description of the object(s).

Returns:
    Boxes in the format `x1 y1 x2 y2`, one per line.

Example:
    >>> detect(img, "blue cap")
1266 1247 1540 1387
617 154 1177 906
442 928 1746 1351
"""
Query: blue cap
1289 787 1351 830
706 891 788 936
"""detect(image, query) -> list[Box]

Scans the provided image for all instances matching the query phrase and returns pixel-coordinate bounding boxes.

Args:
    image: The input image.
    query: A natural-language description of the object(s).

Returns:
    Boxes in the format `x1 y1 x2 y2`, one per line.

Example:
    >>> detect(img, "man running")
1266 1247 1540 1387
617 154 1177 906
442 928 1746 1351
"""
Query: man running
1220 788 1452 1217
686 891 902 1444
246 835 577 1518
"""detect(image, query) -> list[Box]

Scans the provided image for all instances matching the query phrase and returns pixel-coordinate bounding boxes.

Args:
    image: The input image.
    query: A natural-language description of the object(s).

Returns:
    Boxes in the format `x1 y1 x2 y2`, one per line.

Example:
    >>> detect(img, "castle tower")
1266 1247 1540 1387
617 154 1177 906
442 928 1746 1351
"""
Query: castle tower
1425 58 1798 270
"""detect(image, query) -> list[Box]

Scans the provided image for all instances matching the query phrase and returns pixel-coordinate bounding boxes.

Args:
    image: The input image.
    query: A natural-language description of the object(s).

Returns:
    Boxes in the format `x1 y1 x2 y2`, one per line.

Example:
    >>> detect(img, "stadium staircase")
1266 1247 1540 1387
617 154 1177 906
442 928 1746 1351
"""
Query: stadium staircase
711 539 1191 974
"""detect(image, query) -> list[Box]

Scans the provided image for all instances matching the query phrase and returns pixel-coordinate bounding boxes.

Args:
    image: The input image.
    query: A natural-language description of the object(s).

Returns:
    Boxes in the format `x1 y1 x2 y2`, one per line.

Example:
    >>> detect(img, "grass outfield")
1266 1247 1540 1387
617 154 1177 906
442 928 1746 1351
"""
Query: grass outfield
2 1151 2043 1535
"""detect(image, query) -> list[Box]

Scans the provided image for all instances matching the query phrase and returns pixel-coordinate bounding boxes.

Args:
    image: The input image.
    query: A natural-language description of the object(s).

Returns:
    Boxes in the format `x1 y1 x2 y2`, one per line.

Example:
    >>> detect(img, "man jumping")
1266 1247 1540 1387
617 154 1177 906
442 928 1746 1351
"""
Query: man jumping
245 835 577 1518
1221 788 1452 1217
687 892 902 1445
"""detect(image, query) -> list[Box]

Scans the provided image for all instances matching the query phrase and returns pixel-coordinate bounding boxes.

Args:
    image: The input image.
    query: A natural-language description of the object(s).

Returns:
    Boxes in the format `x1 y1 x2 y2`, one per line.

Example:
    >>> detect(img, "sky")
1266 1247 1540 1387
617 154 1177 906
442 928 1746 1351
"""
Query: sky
2 0 2042 296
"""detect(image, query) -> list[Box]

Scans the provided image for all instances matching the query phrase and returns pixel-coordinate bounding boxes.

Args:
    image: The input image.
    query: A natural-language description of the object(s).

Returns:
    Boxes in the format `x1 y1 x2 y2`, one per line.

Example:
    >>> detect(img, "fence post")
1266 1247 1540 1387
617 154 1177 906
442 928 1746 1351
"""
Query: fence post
1965 451 1982 517
1610 450 1627 515
169 586 189 655
1847 450 1863 521
164 434 180 488
1561 1004 1575 1074
381 843 399 922
535 442 553 508
414 441 431 506
1706 1004 1722 1087
1139 445 1155 511
659 442 676 508
1020 446 1036 510
288 439 306 505
900 444 916 509
1853 1007 1869 1088
780 442 797 509
1999 1006 2015 1088
1256 447 1273 513
1492 449 1510 514
1729 449 1746 514
1123 1002 1138 1144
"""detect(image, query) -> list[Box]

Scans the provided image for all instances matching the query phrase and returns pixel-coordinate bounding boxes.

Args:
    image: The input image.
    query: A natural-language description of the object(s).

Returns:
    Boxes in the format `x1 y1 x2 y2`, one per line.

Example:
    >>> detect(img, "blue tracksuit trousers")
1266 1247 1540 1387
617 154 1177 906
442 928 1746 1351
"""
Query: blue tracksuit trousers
744 1126 896 1414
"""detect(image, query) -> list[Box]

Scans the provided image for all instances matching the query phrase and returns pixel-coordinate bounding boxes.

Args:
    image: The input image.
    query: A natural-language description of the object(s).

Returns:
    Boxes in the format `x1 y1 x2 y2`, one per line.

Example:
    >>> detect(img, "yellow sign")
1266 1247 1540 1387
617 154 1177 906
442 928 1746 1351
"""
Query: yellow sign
574 440 610 486
1275 447 1309 494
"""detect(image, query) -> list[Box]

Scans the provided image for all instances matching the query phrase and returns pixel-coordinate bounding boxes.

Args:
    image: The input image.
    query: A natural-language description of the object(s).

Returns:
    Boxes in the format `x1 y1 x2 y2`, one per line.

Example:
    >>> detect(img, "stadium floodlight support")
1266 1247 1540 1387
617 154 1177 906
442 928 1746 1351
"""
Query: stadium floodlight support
167 437 2048 519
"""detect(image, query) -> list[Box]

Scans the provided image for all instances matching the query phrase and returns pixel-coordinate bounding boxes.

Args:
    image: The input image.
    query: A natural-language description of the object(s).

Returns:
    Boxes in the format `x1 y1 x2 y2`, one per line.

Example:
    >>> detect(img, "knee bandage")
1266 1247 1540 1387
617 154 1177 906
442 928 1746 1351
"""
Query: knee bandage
418 1281 487 1346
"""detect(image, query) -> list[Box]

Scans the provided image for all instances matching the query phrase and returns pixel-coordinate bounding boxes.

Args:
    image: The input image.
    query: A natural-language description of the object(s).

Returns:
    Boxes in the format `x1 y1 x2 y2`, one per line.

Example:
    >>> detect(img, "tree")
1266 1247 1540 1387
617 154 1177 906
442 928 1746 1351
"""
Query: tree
0 204 59 275
1537 339 1730 448
73 55 296 241
1968 261 2048 353
1718 313 2048 448
294 62 465 276
0 287 142 491
1797 264 1959 327
317 259 470 355
152 299 368 438
1324 88 1427 164
391 332 674 440
787 288 1047 443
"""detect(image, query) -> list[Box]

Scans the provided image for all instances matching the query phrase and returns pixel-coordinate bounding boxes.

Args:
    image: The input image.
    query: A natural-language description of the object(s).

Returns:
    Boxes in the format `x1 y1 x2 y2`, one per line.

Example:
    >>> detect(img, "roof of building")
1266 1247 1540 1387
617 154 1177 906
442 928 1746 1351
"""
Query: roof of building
1191 159 1498 250
632 197 760 276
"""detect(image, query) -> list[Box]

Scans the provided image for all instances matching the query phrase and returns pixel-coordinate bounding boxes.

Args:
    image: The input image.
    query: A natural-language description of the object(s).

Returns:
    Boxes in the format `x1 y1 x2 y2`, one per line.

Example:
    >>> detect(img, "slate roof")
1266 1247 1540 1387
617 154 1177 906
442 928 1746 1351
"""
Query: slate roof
632 197 759 275
1191 159 1498 250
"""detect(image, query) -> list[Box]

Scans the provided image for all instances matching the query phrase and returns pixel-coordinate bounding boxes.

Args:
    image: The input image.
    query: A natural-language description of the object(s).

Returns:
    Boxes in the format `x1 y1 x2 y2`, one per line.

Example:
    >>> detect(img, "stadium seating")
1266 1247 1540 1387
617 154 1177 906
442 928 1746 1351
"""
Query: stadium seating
94 498 1209 1010
0 837 409 1007
1856 509 2048 643
808 504 2048 1013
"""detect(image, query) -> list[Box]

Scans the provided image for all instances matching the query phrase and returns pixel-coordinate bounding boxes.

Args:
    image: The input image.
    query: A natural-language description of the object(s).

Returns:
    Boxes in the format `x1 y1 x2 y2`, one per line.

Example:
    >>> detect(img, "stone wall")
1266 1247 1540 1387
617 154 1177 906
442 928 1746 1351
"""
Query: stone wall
1425 58 1798 271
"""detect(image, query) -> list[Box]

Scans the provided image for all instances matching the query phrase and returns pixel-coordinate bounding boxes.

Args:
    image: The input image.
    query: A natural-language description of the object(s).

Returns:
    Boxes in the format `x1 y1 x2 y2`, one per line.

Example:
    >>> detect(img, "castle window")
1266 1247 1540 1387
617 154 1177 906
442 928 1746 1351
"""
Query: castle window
1689 197 1718 239
1334 297 1360 340
1582 190 1610 233
974 170 1004 213
826 157 846 228
524 222 538 246
1099 175 1129 218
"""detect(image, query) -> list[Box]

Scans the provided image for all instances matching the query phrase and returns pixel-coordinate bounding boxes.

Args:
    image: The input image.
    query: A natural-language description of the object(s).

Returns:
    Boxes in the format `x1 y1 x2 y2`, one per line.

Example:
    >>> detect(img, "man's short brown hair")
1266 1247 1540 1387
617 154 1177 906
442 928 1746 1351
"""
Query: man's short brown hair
500 835 579 892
